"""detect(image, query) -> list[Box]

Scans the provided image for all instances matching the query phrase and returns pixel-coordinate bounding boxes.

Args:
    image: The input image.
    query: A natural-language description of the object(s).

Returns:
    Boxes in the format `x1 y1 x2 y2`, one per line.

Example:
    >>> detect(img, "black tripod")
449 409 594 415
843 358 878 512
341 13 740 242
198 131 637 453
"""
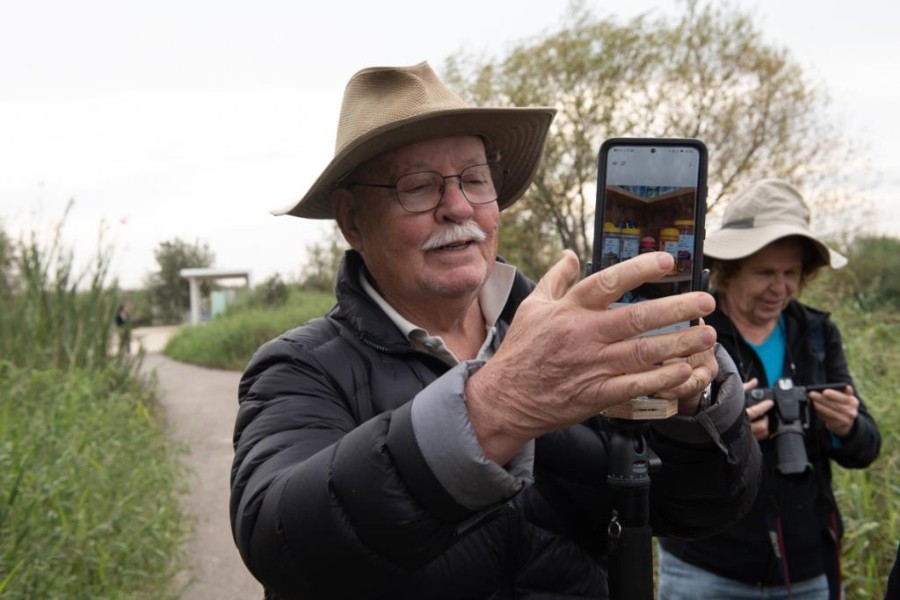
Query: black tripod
606 419 660 600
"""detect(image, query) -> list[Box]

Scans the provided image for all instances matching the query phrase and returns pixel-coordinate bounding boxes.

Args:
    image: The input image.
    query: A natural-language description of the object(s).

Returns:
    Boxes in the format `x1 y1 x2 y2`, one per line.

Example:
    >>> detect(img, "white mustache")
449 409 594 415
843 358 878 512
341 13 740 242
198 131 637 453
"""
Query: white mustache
421 221 488 251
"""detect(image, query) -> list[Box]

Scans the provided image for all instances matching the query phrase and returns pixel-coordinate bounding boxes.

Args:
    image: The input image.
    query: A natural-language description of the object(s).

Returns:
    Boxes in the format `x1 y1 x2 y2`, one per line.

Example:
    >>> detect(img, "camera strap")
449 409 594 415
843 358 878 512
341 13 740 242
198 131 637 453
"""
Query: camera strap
820 510 843 600
813 432 844 600
764 504 796 599
765 469 843 600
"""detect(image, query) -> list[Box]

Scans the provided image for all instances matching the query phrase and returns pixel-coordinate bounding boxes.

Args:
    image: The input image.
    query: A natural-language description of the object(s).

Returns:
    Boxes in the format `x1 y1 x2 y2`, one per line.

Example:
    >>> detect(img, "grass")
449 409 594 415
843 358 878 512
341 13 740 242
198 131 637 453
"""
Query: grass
0 213 189 599
0 364 188 599
806 276 900 598
163 290 335 371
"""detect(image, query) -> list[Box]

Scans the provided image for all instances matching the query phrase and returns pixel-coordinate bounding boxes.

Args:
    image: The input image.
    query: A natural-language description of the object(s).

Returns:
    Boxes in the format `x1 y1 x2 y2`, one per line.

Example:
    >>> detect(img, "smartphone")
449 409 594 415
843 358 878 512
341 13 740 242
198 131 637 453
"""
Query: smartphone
591 138 708 335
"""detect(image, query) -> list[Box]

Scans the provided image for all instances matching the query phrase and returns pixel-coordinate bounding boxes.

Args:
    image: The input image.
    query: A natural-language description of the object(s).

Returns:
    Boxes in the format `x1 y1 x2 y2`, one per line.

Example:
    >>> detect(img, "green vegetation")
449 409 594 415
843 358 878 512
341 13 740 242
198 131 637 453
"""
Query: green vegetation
822 235 900 312
163 288 334 371
0 217 188 599
804 270 900 597
0 365 187 599
1 218 122 371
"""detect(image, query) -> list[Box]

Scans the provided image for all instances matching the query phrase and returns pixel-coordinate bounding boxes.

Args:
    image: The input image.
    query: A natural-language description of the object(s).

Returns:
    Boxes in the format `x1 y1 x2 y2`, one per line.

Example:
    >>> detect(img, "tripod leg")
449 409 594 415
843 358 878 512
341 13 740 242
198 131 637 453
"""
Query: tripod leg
606 423 656 600
607 511 654 599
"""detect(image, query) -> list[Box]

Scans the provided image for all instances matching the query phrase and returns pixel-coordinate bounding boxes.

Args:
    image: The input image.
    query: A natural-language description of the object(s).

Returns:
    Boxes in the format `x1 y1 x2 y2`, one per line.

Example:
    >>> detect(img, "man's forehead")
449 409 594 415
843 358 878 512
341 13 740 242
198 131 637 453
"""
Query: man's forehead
361 136 488 177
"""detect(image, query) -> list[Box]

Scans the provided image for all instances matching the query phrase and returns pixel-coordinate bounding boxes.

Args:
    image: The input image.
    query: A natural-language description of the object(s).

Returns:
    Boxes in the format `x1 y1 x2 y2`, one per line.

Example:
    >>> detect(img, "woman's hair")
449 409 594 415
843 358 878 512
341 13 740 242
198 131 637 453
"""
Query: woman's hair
706 235 825 293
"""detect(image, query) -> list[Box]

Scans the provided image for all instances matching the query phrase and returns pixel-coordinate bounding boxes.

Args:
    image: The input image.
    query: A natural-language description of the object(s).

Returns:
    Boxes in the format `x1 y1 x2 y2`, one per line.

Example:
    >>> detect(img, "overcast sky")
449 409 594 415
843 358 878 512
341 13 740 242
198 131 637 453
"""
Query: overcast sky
2 0 898 289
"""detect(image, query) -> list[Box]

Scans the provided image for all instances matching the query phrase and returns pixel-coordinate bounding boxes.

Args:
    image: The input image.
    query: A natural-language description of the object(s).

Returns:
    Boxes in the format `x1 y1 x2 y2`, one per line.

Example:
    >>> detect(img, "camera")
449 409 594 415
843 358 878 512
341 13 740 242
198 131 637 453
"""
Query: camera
746 378 846 476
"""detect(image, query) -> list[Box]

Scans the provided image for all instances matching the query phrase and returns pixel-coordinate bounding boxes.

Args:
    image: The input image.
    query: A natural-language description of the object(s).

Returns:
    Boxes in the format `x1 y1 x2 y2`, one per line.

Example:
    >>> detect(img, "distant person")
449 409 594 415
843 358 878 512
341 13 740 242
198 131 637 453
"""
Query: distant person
115 303 131 354
657 179 882 599
229 61 761 599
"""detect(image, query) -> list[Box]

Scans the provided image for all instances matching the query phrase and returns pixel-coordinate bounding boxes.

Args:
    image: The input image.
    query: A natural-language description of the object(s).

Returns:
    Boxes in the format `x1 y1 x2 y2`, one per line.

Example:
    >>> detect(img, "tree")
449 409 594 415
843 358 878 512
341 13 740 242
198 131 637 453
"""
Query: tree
0 224 16 298
144 238 215 324
812 235 900 312
298 224 347 292
443 0 873 278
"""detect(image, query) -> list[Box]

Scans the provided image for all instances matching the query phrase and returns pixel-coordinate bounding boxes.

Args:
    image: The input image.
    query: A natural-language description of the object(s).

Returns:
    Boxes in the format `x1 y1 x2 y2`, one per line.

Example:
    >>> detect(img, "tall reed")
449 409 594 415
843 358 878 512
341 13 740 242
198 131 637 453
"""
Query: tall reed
824 304 900 598
0 206 125 372
0 210 189 598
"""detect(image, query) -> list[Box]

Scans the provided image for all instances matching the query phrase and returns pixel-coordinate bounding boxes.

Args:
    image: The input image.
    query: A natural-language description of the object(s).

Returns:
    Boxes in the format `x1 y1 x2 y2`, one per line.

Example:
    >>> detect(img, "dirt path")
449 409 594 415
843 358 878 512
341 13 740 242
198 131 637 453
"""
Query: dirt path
135 328 263 600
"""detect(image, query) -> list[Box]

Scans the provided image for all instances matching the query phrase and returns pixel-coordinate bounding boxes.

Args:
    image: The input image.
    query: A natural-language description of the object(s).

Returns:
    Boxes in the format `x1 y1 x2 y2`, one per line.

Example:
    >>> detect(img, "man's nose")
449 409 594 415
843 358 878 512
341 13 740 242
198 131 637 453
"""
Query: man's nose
435 177 474 219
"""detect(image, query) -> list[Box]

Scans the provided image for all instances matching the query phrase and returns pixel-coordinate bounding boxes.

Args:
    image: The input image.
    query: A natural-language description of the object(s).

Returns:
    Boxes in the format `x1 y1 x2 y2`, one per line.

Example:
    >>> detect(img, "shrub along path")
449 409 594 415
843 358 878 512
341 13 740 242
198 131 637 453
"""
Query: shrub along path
136 327 262 600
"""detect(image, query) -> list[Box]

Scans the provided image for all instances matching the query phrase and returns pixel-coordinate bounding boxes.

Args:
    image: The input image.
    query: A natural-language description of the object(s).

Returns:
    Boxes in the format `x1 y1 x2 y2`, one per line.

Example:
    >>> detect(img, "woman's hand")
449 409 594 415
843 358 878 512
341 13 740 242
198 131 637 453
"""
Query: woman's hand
743 377 774 441
809 385 859 437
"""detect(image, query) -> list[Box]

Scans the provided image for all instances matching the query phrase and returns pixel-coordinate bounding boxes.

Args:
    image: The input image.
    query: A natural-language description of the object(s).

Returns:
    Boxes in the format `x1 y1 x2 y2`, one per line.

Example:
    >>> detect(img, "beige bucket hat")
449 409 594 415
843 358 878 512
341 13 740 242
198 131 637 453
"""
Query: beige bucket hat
705 179 847 269
272 61 557 219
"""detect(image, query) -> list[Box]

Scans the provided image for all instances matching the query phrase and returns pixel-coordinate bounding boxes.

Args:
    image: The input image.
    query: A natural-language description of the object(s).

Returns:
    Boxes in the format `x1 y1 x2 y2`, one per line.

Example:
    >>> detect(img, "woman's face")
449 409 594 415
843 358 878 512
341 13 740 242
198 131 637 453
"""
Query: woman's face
722 238 806 327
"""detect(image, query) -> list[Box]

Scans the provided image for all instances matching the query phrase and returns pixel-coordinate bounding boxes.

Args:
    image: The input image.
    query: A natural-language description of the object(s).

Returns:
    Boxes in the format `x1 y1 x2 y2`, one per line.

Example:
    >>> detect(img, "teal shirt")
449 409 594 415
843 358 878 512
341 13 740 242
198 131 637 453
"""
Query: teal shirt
746 315 786 387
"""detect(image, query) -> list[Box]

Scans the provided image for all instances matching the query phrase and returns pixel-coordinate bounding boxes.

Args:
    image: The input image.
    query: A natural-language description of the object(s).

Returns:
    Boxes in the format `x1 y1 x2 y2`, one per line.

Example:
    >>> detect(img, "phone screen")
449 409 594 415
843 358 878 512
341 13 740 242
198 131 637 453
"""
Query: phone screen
591 138 708 335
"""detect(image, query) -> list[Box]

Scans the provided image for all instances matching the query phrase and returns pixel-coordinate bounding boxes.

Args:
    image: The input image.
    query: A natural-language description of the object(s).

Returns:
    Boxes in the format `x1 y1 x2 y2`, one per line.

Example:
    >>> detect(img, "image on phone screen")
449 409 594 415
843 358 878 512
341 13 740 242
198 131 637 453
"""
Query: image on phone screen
592 138 708 335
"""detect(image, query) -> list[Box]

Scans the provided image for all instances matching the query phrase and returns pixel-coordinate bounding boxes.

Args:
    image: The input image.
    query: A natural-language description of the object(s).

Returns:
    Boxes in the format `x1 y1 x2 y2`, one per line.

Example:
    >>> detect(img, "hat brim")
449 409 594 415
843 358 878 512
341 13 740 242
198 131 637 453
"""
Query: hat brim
704 223 847 269
271 107 556 219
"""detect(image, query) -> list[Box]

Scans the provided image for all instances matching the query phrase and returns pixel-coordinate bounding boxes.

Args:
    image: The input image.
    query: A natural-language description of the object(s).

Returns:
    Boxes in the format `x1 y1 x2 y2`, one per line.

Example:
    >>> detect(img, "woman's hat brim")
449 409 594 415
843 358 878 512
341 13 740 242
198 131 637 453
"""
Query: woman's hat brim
705 223 847 269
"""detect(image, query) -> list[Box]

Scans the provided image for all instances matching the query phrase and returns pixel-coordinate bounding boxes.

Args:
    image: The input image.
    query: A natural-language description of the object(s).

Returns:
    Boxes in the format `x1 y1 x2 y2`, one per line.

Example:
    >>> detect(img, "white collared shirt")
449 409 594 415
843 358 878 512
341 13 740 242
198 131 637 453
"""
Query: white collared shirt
360 262 516 365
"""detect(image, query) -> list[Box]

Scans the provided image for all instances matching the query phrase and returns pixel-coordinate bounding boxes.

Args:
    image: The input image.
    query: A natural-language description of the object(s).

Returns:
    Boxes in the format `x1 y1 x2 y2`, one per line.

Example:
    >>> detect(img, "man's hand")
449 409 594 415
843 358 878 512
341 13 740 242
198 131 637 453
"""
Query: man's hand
467 250 718 464
656 339 718 416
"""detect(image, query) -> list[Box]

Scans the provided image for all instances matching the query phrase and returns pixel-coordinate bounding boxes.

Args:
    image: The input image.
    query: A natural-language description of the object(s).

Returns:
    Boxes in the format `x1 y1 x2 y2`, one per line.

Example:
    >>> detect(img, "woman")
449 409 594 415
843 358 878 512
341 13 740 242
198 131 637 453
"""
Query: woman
657 179 882 599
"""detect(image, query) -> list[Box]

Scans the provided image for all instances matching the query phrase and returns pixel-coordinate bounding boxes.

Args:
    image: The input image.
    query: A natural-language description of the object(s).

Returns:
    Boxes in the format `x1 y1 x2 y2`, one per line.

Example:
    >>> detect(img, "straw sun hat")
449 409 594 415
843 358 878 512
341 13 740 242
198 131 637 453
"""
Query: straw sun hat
272 61 556 219
704 179 847 269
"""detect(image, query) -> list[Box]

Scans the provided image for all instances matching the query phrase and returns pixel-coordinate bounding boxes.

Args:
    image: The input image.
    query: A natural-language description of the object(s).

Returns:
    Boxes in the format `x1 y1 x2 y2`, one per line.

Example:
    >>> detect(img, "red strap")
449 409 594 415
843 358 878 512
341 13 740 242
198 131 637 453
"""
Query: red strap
828 512 842 598
772 514 795 599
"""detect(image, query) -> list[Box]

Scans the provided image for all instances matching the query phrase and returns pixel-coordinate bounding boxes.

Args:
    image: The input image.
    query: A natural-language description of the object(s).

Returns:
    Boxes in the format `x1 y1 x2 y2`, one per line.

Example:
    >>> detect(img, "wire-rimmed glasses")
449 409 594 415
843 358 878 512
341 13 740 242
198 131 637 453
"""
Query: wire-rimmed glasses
348 163 505 214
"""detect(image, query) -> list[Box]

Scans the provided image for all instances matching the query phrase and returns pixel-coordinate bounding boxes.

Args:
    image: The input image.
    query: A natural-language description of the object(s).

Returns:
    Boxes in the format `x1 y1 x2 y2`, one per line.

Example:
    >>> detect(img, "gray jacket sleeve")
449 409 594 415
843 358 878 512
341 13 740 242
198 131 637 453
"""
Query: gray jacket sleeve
411 361 534 510
651 344 749 450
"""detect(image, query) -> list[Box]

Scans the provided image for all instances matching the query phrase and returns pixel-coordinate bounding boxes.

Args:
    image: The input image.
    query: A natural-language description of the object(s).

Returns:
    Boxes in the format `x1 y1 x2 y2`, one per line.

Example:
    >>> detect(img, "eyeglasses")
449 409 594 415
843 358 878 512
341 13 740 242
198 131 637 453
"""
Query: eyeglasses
348 163 505 214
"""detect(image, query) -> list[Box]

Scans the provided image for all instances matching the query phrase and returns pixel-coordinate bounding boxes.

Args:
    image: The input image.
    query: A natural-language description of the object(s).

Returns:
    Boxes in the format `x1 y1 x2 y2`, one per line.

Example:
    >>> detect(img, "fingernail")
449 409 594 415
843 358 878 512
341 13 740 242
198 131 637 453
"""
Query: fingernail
657 252 673 269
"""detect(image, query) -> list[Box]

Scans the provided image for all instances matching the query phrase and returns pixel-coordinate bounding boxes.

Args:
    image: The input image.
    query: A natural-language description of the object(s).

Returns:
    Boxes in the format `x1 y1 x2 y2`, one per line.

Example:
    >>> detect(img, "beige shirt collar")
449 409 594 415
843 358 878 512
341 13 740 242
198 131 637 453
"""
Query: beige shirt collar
360 262 516 364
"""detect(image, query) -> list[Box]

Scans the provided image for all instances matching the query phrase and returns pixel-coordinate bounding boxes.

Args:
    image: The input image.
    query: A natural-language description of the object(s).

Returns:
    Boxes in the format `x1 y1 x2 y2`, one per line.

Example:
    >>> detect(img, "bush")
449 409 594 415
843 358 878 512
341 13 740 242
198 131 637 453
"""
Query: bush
164 290 335 371
810 236 900 312
0 365 188 599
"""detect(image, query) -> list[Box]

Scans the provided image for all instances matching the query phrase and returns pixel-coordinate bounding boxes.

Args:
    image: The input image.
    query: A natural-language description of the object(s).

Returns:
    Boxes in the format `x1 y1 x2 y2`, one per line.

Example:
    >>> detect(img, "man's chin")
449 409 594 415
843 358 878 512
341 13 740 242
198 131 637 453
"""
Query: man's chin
424 266 489 299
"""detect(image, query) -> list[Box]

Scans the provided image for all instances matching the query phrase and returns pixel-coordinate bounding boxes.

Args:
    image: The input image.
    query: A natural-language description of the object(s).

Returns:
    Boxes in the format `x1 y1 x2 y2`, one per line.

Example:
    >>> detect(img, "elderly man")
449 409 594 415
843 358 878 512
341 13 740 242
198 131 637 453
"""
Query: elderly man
230 62 760 599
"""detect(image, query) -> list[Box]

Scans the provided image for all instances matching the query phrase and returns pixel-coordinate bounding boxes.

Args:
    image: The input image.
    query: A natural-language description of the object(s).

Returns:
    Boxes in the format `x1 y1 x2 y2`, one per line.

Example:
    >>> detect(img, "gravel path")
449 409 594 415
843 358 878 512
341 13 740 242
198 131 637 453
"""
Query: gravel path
136 328 263 600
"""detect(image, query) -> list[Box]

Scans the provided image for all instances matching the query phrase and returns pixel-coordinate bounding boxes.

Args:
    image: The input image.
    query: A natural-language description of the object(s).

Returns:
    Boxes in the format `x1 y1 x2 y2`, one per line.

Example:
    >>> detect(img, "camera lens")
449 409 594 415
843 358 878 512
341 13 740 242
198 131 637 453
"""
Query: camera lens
650 148 656 153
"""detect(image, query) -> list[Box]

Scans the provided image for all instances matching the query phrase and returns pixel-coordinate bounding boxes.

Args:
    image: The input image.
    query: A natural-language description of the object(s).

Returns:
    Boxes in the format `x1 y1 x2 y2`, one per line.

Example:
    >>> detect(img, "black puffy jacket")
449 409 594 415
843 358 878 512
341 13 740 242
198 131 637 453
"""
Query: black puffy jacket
660 299 881 587
230 251 761 599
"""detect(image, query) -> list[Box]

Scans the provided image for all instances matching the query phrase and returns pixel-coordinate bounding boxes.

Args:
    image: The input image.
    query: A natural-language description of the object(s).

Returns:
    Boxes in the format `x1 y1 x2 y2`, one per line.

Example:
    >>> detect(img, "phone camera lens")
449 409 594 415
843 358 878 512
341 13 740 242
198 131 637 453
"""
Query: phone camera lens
650 148 656 153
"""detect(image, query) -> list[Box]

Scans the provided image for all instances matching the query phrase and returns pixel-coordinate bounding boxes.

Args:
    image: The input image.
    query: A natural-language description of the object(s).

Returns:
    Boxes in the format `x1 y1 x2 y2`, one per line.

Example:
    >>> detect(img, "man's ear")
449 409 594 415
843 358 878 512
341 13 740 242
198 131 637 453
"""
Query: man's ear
333 188 364 252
